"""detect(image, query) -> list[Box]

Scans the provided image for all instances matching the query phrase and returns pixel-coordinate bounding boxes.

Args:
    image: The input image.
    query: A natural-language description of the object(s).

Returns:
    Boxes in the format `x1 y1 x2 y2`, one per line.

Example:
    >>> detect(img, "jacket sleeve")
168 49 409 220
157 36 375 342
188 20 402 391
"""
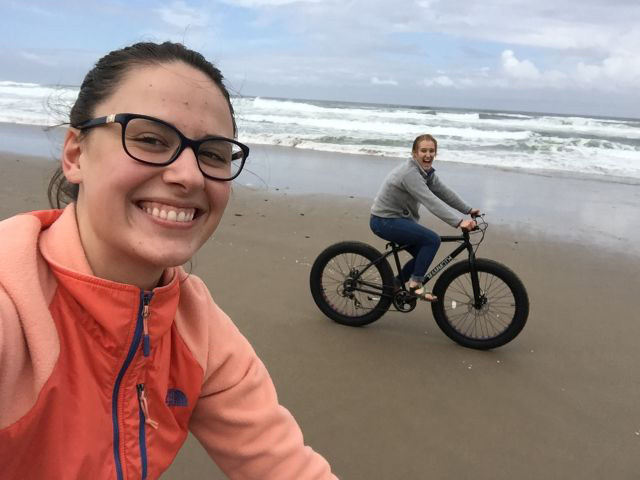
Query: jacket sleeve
428 173 472 216
402 171 464 227
185 293 336 480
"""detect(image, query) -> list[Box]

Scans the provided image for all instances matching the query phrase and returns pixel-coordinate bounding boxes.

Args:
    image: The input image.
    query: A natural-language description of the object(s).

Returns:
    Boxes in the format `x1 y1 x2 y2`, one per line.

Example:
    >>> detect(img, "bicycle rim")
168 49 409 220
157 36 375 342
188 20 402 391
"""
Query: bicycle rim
441 270 517 340
320 251 386 318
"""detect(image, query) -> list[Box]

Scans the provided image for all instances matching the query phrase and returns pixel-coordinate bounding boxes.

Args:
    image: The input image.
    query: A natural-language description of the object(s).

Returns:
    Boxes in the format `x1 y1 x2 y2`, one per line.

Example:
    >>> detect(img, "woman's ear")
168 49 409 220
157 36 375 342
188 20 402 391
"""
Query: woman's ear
61 128 84 184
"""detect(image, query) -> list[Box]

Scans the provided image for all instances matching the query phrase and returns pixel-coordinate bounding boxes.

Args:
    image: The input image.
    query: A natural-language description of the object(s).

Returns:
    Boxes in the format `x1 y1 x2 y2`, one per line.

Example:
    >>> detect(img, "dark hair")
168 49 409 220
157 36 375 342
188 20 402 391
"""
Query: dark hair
48 41 237 208
412 134 438 154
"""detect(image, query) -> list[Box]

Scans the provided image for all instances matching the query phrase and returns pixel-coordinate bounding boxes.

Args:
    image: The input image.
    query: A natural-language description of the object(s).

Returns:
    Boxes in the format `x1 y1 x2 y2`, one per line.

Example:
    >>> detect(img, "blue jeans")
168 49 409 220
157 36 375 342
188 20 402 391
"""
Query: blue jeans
370 215 441 283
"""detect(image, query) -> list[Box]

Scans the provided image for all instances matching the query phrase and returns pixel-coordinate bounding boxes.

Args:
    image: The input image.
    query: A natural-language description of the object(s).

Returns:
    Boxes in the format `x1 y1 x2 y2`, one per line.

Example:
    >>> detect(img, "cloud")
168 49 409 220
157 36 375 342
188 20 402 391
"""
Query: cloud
497 48 640 90
501 50 540 80
2 0 638 116
222 0 322 6
6 1 60 18
398 0 640 56
422 75 455 88
142 1 222 49
19 51 57 67
576 52 640 88
371 77 398 86
418 50 569 90
156 1 209 28
217 0 640 90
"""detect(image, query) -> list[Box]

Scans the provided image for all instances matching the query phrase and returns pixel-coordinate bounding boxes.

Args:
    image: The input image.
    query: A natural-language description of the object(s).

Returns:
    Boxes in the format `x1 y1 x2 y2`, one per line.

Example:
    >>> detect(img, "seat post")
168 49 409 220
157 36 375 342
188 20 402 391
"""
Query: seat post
386 242 403 284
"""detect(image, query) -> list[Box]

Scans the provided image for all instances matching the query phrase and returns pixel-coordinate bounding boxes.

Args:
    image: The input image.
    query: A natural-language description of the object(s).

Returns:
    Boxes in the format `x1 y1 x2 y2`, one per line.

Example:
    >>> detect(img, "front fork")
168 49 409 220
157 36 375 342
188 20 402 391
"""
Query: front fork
466 243 483 308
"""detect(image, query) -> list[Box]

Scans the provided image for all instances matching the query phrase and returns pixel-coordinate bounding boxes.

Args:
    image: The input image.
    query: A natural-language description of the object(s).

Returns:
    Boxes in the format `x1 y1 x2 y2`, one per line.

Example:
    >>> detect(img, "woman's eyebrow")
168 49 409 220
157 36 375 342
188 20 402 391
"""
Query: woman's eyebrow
194 130 229 140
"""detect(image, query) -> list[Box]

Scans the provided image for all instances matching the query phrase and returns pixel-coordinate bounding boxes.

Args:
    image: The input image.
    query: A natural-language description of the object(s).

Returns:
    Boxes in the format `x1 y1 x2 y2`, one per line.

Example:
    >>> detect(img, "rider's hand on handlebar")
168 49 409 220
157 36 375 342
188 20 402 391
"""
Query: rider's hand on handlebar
459 219 477 231
469 208 481 218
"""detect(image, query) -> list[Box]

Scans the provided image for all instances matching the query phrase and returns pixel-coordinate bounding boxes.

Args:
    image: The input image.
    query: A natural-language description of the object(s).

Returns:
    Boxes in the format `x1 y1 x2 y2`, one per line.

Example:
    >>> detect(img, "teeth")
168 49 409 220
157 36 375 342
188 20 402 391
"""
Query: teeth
140 202 196 223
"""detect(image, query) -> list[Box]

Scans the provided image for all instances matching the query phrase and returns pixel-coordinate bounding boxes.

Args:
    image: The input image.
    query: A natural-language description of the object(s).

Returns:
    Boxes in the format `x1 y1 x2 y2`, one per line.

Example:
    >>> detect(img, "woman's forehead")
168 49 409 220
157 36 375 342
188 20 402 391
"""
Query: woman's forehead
418 140 436 149
98 62 233 136
114 63 224 106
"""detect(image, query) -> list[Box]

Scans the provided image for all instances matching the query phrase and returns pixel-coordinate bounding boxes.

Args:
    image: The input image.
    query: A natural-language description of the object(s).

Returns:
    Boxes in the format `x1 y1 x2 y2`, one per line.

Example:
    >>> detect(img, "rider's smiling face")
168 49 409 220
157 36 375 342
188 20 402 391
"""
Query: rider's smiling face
62 62 234 289
412 139 437 171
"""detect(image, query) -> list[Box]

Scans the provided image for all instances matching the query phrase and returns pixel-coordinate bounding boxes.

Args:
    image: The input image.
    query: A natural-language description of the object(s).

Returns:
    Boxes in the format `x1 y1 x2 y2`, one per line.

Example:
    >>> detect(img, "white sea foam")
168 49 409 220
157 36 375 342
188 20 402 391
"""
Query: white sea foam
0 81 76 125
1 81 638 180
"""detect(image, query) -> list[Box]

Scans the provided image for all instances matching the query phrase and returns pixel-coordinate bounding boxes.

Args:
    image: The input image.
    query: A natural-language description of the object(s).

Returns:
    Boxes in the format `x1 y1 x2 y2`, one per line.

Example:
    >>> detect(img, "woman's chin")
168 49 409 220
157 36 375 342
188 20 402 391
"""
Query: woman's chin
135 246 197 272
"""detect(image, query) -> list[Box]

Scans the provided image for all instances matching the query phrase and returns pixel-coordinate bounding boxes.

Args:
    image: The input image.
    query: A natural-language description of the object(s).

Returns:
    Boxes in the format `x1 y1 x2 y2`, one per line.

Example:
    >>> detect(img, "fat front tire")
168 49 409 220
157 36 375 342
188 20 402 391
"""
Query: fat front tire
309 241 394 326
431 258 529 349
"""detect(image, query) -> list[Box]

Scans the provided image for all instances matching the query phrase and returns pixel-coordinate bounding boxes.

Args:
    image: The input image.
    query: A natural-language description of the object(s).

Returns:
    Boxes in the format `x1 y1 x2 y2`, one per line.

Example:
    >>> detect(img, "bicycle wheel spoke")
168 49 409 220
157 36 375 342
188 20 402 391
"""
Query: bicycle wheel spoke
487 302 514 318
451 276 473 298
319 251 386 318
441 270 517 340
323 270 347 284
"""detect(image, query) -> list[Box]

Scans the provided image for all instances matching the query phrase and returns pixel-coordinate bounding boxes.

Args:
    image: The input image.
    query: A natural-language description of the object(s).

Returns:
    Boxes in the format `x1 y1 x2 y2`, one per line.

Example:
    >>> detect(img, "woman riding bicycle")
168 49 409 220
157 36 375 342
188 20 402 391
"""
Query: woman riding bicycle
370 134 480 301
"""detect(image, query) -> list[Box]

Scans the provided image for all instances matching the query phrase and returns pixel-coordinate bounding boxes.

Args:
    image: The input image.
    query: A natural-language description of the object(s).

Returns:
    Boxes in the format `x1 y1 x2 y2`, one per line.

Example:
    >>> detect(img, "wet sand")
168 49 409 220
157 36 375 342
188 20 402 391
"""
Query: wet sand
1 152 639 478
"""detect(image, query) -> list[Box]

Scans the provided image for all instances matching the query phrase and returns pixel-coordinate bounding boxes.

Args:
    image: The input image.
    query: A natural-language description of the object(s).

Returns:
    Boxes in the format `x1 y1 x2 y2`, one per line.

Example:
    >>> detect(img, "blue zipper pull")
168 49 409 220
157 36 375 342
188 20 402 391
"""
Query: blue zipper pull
143 335 150 357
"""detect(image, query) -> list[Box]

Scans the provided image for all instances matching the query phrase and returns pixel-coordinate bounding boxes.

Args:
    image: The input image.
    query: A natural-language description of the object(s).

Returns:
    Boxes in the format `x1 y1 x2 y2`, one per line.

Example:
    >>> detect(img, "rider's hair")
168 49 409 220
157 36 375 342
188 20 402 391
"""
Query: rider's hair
48 41 236 208
412 134 438 154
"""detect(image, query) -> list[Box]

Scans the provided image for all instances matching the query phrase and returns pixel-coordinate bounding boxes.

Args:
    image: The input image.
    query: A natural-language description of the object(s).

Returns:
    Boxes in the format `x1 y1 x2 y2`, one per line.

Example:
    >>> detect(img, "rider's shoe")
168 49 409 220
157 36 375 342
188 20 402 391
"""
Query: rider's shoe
409 285 438 302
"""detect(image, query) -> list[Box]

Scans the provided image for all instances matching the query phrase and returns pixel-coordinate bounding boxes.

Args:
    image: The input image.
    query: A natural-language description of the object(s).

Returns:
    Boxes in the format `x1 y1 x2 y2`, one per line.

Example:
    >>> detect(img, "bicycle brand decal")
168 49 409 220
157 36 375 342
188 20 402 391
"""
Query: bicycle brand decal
425 255 453 280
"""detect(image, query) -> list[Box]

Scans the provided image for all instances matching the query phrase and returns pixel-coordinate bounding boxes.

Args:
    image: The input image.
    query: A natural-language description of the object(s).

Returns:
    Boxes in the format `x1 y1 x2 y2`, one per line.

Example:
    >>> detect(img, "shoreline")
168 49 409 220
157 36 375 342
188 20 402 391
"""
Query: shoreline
1 120 639 187
2 148 639 258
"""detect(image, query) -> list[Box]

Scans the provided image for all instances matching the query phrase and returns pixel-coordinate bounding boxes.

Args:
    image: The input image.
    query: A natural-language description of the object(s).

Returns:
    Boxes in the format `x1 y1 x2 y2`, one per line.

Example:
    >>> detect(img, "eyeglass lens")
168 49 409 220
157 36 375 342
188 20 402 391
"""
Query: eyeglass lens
124 117 244 179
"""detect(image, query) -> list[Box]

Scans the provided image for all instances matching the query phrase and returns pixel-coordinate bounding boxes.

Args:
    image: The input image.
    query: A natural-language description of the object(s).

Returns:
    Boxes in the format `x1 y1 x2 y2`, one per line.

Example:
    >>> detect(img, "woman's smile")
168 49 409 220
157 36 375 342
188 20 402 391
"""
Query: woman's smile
138 200 198 223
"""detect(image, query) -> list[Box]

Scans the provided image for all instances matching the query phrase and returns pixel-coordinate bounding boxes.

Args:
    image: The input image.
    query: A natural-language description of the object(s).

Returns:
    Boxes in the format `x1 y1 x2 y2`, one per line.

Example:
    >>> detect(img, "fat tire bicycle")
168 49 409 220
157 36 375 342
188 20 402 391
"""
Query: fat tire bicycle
309 216 529 349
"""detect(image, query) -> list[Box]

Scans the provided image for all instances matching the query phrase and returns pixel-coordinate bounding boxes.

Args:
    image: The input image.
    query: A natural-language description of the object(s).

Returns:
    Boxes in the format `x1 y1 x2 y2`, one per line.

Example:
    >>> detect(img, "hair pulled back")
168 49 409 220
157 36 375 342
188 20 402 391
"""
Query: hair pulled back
48 41 236 208
412 134 438 154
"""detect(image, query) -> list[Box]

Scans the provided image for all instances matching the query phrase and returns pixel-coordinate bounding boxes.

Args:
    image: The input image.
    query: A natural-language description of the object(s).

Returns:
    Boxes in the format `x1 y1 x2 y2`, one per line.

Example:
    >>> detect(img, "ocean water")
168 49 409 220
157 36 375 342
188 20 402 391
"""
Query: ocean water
1 80 639 182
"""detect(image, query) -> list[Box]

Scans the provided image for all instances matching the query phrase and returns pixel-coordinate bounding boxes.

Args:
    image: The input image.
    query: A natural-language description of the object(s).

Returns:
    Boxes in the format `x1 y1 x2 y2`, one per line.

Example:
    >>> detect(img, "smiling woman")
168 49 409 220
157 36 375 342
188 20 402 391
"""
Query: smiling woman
370 133 480 300
0 41 336 480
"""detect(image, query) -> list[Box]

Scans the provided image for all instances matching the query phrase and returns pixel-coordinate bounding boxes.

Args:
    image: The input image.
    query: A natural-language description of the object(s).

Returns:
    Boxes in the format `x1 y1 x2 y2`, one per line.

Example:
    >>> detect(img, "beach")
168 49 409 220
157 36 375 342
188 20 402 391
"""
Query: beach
1 148 638 479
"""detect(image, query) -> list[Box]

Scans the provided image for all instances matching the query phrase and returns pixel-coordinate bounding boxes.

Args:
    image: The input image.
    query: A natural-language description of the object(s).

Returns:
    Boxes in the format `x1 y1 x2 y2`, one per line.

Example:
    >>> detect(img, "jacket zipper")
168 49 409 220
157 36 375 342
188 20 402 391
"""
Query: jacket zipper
142 299 151 357
112 290 153 480
137 383 159 479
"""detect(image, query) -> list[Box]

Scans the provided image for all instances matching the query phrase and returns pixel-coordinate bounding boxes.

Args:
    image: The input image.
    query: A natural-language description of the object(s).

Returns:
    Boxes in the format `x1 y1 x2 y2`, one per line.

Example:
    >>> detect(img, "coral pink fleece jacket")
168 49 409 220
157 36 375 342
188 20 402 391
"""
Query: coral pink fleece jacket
0 206 336 479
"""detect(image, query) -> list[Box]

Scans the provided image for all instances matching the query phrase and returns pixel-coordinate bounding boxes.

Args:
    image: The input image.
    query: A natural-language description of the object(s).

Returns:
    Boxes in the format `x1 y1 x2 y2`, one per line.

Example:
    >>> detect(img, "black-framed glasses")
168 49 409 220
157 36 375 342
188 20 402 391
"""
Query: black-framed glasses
74 113 249 181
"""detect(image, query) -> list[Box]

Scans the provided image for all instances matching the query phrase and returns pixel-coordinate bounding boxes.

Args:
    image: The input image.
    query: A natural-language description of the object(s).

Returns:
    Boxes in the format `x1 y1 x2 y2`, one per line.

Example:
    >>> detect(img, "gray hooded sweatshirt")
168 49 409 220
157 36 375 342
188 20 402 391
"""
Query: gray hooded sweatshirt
371 159 471 228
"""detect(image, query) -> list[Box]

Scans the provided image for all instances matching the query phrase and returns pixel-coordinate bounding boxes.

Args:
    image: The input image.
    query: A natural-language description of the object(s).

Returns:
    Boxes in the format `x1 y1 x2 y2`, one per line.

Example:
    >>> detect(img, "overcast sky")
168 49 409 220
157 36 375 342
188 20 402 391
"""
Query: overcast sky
2 0 639 118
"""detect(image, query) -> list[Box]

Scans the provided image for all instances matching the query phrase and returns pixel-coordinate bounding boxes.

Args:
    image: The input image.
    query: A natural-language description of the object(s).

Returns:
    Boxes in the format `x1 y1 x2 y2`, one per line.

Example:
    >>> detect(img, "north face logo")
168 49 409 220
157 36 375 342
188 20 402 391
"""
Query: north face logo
166 388 188 407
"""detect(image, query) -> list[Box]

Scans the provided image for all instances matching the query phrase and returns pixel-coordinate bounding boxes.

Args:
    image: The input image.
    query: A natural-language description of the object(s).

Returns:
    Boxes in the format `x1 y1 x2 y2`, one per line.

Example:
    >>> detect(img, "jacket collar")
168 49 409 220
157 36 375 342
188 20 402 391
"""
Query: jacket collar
35 205 181 348
409 157 435 179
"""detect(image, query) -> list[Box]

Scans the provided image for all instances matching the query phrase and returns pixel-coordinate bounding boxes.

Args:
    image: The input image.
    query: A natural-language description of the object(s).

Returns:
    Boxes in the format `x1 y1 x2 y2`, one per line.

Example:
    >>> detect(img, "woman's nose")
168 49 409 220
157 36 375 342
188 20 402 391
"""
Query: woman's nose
161 147 205 191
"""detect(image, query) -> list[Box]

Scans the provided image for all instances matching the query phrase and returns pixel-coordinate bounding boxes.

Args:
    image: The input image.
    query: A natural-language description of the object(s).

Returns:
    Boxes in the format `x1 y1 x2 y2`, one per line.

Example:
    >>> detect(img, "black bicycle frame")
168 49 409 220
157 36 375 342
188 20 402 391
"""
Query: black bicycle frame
357 230 482 306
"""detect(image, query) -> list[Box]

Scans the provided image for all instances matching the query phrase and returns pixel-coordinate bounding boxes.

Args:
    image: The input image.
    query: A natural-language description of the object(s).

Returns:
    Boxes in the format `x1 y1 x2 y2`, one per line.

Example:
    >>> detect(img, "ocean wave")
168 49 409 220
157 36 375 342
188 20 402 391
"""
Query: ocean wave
1 81 638 180
237 129 640 180
235 96 440 122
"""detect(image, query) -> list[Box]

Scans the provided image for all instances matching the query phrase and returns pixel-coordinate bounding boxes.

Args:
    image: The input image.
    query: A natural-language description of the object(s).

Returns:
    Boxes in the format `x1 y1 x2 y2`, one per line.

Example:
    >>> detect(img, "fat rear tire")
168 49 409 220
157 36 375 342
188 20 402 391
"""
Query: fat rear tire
310 241 394 326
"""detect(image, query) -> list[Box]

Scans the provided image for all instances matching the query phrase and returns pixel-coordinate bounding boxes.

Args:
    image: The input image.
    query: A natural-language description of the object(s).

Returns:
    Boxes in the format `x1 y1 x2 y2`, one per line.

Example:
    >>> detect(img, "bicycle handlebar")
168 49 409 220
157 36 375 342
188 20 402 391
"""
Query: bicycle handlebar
469 213 487 231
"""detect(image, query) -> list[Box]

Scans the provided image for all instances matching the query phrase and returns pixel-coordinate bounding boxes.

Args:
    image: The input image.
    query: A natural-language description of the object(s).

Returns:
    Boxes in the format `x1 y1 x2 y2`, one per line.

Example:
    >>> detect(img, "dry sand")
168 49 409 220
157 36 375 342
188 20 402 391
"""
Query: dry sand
1 153 639 479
